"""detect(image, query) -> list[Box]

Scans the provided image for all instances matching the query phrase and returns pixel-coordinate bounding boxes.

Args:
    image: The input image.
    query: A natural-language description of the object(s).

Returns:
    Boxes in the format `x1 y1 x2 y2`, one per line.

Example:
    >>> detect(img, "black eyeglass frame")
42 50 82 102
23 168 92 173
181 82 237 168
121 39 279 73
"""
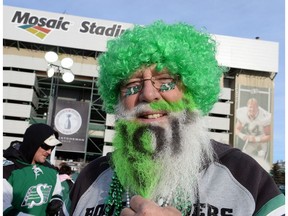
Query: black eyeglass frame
120 74 180 94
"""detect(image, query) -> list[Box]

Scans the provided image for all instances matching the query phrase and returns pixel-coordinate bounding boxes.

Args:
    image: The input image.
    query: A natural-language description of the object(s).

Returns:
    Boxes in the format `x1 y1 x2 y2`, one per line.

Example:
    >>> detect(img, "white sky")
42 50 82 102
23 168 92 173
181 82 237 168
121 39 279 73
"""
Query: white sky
2 0 285 162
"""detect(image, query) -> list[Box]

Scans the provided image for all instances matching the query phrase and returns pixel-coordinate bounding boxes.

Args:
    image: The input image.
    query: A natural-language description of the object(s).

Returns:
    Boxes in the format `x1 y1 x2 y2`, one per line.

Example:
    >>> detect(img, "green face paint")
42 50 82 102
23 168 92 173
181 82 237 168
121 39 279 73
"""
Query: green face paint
124 85 142 97
112 120 160 198
159 81 176 92
150 92 197 112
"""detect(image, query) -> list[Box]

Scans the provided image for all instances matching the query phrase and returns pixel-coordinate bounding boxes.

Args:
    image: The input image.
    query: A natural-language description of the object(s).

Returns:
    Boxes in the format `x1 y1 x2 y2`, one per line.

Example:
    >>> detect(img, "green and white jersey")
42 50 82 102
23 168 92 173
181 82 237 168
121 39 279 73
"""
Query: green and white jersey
3 160 63 216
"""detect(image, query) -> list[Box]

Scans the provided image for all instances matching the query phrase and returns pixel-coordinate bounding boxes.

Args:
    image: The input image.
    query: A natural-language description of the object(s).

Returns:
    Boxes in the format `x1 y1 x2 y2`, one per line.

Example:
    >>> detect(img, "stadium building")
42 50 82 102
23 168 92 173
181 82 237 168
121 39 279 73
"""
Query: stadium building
3 6 279 171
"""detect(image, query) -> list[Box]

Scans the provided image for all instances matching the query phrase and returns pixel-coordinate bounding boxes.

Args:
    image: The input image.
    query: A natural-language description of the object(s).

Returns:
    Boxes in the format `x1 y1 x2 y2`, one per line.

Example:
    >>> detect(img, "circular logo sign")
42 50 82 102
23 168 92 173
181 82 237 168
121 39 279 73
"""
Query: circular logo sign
54 108 82 135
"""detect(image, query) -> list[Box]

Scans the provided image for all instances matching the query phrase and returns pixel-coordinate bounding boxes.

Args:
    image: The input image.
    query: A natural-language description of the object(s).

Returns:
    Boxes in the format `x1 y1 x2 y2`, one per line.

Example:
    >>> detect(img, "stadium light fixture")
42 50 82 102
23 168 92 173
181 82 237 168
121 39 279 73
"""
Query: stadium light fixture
45 51 74 83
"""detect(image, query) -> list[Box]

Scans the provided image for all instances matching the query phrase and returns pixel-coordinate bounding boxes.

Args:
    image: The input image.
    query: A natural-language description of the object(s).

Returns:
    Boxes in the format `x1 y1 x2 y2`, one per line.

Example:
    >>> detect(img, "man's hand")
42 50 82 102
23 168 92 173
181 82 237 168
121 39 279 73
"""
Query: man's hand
120 195 181 216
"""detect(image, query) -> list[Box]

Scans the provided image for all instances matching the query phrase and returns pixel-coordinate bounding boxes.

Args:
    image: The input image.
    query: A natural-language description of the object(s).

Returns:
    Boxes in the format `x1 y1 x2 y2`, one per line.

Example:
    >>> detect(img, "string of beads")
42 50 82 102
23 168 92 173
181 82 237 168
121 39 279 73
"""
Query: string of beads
103 173 192 216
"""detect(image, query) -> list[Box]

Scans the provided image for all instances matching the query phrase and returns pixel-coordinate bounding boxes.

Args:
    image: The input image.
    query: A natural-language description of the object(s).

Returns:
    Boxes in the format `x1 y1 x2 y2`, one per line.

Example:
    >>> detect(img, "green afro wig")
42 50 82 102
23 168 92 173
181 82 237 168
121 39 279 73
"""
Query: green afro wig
97 20 226 115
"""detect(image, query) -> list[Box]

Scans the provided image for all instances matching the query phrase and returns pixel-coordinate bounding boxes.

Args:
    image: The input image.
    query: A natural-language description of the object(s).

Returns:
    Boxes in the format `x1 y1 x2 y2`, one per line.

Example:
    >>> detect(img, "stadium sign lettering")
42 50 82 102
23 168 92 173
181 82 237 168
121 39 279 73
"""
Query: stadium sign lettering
80 21 125 37
11 11 71 30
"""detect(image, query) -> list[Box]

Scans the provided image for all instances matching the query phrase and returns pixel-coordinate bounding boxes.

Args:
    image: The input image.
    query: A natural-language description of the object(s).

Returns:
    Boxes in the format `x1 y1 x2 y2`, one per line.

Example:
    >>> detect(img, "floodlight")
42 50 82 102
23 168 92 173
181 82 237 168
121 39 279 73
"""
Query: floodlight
45 51 58 63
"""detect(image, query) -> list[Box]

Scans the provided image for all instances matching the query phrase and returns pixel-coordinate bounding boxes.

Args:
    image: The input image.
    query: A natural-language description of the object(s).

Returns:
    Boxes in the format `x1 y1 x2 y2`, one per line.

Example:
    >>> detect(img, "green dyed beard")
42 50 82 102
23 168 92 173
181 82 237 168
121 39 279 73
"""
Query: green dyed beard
112 92 197 198
112 120 160 198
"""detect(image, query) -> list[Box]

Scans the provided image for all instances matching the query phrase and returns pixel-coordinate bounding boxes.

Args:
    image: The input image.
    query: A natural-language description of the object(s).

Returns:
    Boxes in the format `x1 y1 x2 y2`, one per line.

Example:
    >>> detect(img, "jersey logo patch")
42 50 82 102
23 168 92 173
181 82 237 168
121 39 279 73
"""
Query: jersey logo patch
32 165 44 179
21 183 52 208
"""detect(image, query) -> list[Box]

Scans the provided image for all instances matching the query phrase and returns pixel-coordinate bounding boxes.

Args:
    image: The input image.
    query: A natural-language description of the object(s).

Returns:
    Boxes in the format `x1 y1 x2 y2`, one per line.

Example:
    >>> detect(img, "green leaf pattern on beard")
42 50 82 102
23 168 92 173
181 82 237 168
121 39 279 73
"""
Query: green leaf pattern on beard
112 120 160 198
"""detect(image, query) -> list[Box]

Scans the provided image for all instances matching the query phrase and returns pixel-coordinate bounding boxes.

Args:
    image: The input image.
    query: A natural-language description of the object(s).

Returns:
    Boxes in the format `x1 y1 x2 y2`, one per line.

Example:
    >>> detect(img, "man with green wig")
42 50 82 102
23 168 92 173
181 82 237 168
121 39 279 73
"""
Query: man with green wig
70 21 284 216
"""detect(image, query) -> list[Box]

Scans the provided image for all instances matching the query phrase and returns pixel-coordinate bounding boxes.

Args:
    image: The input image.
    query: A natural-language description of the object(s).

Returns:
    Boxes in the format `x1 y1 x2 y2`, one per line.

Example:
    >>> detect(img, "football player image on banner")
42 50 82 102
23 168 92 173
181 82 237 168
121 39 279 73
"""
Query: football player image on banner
235 85 272 171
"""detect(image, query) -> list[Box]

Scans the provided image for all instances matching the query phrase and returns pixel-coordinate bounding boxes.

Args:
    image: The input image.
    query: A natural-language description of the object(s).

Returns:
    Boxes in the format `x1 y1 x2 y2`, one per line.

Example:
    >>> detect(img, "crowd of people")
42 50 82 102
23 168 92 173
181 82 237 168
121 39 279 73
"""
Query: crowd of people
3 21 285 216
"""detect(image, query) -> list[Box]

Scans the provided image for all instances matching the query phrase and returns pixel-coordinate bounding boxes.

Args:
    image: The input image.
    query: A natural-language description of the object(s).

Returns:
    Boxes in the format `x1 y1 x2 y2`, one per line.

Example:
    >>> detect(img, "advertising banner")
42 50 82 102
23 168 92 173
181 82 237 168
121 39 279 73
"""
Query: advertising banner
53 99 90 152
234 74 274 171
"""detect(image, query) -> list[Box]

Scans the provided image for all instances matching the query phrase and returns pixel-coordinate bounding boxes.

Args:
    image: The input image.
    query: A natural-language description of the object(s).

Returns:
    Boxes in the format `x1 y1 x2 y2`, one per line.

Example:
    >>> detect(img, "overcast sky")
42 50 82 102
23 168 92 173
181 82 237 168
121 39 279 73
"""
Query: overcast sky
3 0 285 162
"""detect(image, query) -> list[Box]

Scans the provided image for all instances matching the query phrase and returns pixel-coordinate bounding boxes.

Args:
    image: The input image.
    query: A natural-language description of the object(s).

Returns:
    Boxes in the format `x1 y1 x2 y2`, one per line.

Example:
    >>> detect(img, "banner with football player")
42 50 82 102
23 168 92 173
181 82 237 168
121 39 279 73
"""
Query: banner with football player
234 73 274 171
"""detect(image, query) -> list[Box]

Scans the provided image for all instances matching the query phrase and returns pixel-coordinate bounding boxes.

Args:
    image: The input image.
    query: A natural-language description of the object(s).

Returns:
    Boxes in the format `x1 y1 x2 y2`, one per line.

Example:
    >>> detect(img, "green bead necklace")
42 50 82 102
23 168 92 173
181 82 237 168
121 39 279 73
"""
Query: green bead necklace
103 174 124 216
104 173 193 216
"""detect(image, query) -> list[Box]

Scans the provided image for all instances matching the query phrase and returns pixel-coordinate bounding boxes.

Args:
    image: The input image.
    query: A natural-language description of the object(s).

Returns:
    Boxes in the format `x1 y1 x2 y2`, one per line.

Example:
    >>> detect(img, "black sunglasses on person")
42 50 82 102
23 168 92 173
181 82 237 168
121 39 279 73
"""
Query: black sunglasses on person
40 143 55 151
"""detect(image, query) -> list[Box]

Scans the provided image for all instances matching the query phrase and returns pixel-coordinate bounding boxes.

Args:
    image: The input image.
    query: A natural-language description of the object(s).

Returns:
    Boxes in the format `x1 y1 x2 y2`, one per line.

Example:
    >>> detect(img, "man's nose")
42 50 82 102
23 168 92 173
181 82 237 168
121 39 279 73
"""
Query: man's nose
139 79 161 103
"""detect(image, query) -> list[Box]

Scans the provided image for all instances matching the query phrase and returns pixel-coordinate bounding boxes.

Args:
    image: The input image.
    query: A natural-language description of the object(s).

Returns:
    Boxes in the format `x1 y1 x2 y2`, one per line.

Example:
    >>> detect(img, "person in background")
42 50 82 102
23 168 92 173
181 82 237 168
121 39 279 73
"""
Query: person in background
3 123 67 216
235 97 271 160
59 162 74 211
70 21 285 216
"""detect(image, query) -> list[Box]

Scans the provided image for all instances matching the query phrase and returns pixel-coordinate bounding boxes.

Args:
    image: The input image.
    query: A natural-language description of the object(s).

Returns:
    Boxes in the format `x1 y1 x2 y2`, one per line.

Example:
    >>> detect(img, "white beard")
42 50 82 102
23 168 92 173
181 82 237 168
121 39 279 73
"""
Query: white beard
115 103 215 206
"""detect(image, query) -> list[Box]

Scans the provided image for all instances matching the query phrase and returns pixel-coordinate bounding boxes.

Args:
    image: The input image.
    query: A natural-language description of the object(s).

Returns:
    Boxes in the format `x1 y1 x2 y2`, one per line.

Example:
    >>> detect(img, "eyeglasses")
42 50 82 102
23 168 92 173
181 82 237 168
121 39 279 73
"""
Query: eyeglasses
40 143 55 151
121 74 179 97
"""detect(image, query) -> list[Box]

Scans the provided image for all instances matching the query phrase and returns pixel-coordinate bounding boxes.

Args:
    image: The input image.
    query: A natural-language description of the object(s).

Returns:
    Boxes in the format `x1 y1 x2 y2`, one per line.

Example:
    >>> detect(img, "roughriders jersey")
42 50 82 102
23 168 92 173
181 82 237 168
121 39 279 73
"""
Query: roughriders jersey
3 160 63 215
70 140 285 216
236 106 272 160
60 174 74 212
236 106 271 133
236 106 271 141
